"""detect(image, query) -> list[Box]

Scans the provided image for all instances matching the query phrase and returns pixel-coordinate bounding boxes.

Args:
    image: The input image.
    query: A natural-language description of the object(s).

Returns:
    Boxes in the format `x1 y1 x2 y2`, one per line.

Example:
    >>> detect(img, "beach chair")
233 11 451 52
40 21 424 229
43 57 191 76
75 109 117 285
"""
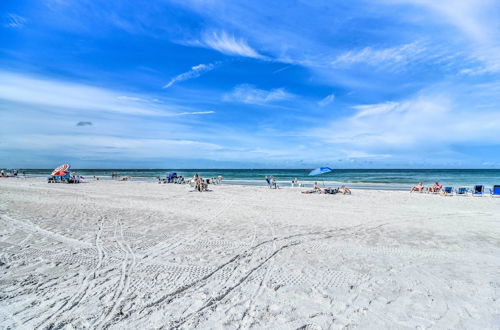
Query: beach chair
490 185 500 197
456 187 468 196
472 185 484 197
440 187 454 196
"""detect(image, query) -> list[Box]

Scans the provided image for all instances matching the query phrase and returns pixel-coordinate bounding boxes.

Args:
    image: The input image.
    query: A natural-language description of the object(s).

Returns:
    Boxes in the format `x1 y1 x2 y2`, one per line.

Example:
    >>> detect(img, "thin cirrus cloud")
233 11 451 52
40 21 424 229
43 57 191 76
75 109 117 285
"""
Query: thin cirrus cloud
331 42 426 69
311 89 500 154
223 84 294 104
0 71 215 117
163 63 218 88
2 134 224 158
318 93 335 107
194 31 264 59
386 0 500 74
5 14 26 28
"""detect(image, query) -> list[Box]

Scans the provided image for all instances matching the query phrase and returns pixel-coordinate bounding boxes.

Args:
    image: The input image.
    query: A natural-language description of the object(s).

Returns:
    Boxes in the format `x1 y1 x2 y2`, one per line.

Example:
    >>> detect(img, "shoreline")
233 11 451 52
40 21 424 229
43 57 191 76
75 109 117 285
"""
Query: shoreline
4 175 498 192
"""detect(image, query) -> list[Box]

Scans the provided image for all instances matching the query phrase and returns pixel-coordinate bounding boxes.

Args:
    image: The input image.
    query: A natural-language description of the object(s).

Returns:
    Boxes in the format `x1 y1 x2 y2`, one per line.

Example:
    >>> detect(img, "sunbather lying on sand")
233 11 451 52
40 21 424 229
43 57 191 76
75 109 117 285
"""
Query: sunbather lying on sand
302 182 322 194
341 186 351 194
410 182 424 192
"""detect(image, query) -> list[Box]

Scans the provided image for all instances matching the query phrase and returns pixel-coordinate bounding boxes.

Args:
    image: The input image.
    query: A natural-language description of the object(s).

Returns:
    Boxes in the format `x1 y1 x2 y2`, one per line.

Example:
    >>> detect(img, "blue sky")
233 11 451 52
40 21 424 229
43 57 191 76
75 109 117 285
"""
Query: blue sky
1 0 499 168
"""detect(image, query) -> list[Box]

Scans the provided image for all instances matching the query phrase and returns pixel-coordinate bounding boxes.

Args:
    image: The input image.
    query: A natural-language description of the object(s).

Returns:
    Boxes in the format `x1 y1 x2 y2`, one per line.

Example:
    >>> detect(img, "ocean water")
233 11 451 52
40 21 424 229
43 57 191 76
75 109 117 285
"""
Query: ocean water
12 169 500 190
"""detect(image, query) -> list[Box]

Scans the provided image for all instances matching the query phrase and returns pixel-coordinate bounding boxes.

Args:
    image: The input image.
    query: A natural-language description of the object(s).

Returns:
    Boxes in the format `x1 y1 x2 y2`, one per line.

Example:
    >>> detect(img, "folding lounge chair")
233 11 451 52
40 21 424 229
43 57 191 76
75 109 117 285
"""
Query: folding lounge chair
472 185 484 196
456 187 468 196
441 187 454 196
490 185 500 197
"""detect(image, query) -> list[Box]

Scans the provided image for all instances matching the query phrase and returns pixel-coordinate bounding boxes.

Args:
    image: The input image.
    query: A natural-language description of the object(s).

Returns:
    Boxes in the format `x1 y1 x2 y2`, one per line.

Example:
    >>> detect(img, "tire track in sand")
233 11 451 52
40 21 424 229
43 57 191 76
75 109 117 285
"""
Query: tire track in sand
238 198 277 329
36 215 106 329
92 218 136 330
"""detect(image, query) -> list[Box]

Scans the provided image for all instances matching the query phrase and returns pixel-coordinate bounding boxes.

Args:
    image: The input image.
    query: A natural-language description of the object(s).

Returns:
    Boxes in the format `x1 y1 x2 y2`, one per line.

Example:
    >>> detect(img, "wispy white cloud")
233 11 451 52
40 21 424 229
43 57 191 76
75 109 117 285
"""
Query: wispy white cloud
331 42 426 68
223 84 293 104
0 71 215 117
1 134 224 157
163 63 218 88
318 93 335 107
387 0 500 74
311 89 500 154
175 111 215 116
5 14 26 28
390 0 496 43
196 31 264 59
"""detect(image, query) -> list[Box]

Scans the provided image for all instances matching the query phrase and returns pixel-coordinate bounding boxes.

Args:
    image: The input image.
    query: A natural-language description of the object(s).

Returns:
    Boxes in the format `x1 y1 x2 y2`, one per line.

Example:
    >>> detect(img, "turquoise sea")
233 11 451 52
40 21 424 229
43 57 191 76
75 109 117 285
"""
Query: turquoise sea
13 169 500 190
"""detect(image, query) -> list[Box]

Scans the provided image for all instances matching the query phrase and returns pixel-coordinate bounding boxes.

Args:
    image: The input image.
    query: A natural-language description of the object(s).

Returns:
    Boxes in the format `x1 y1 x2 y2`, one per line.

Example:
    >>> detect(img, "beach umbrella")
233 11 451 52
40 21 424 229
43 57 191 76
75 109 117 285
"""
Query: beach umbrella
308 167 333 176
308 167 333 187
52 170 68 176
52 164 70 175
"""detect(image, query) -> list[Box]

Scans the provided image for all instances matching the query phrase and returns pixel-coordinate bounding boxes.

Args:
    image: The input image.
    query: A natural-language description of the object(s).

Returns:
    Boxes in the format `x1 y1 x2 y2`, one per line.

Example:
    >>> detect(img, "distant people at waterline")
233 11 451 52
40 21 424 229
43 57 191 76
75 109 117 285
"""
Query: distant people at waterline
265 176 279 189
1 169 21 178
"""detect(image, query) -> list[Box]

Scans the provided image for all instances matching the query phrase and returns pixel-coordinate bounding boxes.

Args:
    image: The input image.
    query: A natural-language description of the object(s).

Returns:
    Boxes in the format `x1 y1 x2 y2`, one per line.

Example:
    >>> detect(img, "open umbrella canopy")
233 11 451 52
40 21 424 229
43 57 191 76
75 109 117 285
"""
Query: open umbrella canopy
52 164 70 175
52 170 68 176
308 167 333 176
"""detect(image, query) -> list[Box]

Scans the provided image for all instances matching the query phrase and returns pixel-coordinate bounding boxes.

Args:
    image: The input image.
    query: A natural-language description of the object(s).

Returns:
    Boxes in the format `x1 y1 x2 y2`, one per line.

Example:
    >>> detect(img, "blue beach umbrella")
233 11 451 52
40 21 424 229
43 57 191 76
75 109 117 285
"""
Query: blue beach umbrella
308 167 333 187
309 167 333 176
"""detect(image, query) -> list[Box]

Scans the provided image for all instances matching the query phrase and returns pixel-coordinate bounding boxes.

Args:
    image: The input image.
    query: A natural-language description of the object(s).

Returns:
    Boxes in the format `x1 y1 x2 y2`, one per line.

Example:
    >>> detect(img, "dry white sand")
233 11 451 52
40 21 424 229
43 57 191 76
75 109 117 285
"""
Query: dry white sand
0 177 499 329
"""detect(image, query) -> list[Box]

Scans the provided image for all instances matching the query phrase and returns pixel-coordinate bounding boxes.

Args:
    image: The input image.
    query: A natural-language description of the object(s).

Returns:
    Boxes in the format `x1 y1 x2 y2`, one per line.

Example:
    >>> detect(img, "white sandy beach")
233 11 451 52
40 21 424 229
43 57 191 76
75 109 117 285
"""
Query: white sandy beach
0 177 499 329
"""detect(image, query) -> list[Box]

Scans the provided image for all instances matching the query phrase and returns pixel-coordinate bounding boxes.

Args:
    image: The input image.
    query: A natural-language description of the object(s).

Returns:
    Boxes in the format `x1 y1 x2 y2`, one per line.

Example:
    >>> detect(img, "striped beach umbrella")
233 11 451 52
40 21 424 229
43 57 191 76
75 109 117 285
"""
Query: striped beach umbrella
52 164 70 175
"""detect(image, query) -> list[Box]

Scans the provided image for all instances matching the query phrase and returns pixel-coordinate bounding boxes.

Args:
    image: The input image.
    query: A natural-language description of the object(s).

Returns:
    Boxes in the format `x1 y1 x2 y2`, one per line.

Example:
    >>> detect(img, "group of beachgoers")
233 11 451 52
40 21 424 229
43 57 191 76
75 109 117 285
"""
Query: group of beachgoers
410 181 500 196
266 176 351 194
1 169 20 177
110 173 130 181
48 174 84 183
410 182 442 193
190 174 223 192
301 181 352 195
291 177 304 187
158 176 186 184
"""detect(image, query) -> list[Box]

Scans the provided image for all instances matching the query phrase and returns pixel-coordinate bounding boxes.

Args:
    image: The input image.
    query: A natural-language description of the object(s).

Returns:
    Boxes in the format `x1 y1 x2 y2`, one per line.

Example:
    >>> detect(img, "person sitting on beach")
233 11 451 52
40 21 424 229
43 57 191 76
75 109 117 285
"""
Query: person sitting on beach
410 182 424 192
341 185 351 195
426 182 442 193
193 174 205 192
